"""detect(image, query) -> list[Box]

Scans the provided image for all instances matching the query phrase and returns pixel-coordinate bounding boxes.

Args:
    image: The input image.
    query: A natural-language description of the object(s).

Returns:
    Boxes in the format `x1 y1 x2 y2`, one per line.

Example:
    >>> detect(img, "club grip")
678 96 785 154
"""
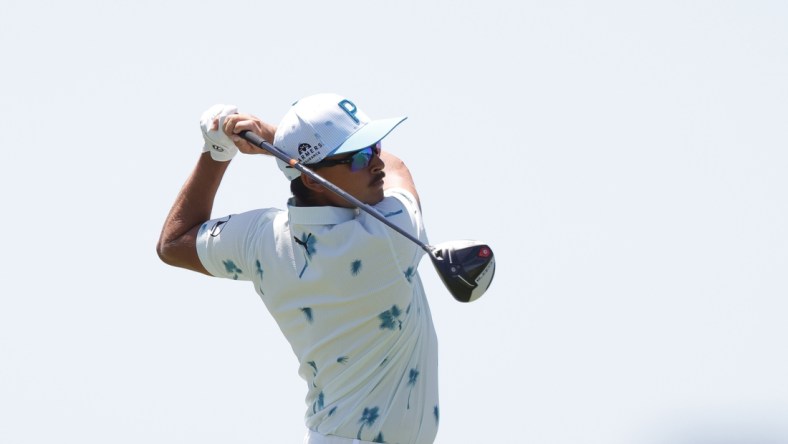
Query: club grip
238 130 294 166
239 130 266 147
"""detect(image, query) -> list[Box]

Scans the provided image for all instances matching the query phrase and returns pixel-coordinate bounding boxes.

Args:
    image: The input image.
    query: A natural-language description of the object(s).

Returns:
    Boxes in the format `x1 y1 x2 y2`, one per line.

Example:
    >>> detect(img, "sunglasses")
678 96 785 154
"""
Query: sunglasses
309 142 381 172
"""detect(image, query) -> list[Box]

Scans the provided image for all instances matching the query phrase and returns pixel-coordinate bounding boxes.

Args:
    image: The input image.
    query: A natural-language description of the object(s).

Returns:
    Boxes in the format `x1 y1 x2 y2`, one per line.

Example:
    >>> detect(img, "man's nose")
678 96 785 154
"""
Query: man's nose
370 151 384 172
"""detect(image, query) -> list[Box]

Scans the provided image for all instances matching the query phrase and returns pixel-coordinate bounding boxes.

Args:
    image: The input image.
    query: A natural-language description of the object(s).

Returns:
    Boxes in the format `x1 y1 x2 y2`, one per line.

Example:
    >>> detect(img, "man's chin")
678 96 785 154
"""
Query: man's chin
366 191 385 206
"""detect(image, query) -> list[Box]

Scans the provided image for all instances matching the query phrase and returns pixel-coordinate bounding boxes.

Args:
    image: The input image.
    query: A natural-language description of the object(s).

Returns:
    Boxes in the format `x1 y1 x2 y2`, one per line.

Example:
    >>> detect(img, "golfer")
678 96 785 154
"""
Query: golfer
157 94 439 444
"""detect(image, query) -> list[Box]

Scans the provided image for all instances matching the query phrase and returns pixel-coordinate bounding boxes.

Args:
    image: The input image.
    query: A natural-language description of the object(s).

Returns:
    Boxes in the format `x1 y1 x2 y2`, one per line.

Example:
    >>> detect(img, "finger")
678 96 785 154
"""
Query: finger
223 113 254 134
230 119 260 136
221 114 237 136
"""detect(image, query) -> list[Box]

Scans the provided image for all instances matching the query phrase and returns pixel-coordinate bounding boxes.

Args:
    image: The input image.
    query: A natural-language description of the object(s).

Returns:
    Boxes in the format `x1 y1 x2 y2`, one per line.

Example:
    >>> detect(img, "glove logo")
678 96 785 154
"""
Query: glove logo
212 144 225 152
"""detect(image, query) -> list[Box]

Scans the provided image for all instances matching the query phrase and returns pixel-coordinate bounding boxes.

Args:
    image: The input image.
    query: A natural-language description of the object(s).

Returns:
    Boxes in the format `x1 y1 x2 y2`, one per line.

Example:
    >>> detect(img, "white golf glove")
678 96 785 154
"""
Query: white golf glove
200 104 239 161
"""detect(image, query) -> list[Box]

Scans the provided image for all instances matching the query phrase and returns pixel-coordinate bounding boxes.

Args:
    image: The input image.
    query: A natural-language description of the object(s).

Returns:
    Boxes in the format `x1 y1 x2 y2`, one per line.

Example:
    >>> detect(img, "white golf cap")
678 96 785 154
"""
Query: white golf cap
273 93 407 181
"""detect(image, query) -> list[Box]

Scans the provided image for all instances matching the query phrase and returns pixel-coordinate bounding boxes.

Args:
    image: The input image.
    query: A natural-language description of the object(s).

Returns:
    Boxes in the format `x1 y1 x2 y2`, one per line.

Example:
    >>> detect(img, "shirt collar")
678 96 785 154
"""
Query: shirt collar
287 198 360 225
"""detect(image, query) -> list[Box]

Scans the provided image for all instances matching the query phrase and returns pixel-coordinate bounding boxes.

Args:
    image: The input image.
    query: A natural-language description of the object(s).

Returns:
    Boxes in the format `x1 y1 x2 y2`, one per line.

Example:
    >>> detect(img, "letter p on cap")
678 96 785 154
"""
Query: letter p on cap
338 99 359 124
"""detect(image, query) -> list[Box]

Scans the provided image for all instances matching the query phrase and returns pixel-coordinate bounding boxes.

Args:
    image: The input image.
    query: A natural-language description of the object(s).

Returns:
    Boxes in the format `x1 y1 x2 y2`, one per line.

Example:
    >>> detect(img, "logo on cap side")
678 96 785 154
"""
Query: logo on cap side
297 142 324 162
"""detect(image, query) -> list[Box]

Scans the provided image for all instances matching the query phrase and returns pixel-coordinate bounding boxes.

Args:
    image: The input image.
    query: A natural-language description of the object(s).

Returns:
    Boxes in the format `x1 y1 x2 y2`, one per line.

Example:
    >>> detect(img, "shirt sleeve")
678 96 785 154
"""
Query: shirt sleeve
195 208 279 281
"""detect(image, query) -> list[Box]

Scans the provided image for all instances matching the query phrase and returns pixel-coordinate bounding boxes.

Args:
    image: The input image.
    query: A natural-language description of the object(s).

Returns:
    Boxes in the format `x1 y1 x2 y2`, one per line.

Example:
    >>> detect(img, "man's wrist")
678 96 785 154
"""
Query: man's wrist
199 151 234 169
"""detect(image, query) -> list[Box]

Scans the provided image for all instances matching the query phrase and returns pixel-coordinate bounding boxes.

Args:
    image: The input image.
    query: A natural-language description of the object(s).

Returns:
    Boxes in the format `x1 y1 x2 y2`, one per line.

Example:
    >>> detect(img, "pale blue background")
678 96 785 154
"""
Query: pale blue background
2 1 787 443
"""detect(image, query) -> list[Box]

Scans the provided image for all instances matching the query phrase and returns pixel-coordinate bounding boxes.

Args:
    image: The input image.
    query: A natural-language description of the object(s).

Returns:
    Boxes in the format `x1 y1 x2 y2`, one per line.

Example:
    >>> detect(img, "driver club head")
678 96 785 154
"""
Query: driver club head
429 240 495 303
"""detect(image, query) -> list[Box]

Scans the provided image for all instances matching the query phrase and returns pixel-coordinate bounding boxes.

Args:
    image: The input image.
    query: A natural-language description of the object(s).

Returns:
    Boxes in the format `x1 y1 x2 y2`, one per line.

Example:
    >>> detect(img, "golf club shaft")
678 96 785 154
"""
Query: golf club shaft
239 131 434 256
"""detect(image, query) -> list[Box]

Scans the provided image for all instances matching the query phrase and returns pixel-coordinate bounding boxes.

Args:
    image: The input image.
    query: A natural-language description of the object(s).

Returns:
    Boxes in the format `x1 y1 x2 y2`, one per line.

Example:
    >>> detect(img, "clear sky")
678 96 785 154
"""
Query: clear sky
2 1 787 443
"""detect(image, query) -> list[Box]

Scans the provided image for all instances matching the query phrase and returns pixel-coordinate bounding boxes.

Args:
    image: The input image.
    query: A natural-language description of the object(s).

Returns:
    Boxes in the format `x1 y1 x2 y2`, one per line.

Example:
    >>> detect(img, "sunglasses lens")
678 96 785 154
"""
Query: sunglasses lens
350 148 373 171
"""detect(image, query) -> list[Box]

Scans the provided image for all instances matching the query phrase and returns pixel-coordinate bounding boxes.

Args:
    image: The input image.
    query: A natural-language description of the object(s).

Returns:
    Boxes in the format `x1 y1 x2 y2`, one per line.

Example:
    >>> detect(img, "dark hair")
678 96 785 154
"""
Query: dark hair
290 176 318 206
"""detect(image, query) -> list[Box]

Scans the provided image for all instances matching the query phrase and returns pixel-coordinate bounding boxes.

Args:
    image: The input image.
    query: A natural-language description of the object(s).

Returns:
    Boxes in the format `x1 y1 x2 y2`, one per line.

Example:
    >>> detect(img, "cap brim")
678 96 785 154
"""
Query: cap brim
330 116 407 155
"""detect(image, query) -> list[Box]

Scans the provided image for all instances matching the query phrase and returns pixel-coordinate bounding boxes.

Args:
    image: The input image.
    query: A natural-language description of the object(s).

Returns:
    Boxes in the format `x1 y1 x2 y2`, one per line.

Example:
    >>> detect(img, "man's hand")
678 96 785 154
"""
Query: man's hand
222 113 277 156
200 104 278 160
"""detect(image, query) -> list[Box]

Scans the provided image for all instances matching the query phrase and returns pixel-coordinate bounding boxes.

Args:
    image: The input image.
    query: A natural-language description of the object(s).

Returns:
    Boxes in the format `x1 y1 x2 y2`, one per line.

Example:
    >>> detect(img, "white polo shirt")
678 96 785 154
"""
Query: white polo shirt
196 189 439 444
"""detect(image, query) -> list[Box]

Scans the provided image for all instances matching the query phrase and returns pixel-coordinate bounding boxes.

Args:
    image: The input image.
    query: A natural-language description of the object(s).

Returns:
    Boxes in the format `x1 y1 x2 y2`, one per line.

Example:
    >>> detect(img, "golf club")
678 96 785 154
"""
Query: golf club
239 130 495 302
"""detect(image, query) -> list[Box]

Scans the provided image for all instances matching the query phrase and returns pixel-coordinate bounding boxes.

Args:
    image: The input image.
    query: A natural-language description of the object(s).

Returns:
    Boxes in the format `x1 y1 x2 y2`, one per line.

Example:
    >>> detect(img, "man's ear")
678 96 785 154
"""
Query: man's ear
301 174 326 194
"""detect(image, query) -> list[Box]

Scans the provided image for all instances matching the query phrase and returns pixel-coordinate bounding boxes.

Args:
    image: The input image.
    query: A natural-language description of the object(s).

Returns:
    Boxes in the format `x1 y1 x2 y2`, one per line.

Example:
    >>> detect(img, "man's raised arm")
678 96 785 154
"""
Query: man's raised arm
156 105 276 274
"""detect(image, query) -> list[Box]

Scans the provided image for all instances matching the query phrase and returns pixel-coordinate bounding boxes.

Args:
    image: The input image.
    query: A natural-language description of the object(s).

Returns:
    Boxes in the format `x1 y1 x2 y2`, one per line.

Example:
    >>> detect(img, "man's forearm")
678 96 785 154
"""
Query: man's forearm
157 152 231 273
